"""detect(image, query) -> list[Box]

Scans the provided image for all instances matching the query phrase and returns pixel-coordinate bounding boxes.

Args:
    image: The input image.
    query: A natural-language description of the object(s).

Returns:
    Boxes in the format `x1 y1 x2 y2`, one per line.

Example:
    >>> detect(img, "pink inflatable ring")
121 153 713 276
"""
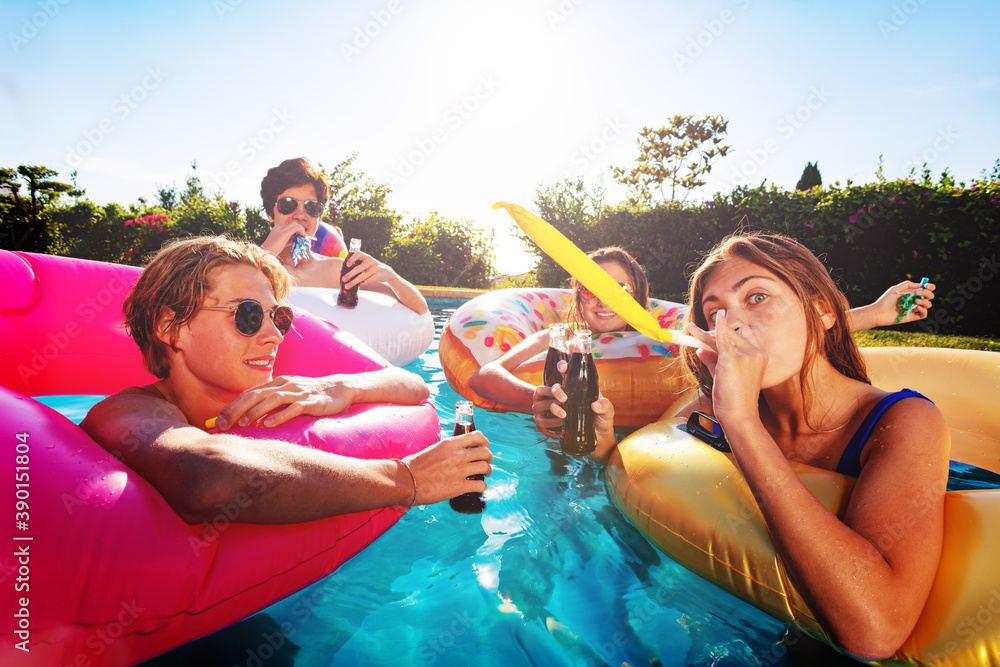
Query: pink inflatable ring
0 250 440 665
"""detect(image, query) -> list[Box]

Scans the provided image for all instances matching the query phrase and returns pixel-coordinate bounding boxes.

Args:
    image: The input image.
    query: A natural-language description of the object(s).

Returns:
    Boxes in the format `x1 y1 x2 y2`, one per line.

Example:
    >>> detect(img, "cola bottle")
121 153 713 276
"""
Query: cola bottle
449 400 485 514
336 238 362 308
560 329 599 455
542 323 570 387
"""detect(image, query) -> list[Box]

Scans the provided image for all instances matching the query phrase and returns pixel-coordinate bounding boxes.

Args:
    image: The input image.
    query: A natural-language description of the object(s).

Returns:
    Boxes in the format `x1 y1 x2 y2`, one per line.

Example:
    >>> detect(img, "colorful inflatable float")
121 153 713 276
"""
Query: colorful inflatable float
310 220 348 259
607 346 1000 666
439 288 692 427
0 250 441 665
287 287 434 367
281 221 433 367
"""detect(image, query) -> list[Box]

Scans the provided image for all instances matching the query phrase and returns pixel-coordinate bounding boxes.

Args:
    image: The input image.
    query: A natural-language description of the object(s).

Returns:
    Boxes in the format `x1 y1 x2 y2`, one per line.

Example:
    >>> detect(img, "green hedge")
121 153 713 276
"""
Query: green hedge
533 176 1000 337
339 211 397 260
384 212 493 289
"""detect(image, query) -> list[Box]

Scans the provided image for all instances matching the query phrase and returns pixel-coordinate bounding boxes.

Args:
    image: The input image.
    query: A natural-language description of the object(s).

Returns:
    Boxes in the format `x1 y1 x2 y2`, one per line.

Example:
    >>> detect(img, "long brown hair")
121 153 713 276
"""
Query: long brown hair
681 232 869 415
124 235 290 379
563 246 650 330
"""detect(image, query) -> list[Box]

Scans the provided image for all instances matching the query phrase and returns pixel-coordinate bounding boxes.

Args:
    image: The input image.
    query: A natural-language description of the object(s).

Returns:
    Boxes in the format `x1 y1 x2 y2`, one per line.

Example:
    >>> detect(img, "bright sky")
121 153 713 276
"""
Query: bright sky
4 0 998 274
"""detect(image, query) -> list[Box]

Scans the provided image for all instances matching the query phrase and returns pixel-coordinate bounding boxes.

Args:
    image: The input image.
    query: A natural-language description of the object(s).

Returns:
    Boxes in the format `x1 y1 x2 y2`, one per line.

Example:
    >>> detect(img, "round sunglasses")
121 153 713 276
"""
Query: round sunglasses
275 197 324 218
201 300 294 336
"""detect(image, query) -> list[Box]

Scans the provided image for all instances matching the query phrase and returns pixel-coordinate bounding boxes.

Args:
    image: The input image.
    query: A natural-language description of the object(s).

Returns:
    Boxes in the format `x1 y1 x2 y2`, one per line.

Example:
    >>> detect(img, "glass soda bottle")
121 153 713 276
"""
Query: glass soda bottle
560 329 599 455
336 238 362 308
542 323 570 387
449 400 485 514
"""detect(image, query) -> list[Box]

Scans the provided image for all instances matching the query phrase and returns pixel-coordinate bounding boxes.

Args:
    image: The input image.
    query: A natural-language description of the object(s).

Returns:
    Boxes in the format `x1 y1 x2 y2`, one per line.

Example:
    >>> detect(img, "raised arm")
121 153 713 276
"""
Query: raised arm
688 312 949 659
848 280 936 332
82 390 489 525
468 330 549 412
341 252 429 315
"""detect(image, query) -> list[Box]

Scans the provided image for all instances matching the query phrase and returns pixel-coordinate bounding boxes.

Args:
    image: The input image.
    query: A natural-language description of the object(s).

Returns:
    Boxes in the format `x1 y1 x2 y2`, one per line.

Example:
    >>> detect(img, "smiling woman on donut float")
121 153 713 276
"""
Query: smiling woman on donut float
464 246 666 438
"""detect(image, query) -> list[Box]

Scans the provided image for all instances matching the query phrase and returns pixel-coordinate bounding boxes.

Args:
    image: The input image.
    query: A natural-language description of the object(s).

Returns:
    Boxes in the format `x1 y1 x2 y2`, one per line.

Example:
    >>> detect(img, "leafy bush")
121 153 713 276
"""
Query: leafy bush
384 212 494 288
339 211 397 260
528 169 1000 337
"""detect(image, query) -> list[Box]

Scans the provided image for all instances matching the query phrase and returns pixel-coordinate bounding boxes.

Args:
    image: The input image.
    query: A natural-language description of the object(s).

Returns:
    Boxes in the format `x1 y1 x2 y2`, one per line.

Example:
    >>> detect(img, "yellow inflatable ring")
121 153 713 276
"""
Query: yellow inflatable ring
439 288 692 427
606 347 1000 666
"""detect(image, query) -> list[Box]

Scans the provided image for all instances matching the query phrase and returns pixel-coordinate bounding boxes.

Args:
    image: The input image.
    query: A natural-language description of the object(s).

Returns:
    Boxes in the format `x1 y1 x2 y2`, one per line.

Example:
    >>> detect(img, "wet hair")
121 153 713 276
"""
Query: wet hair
259 158 330 219
563 246 650 331
124 235 290 379
680 232 869 416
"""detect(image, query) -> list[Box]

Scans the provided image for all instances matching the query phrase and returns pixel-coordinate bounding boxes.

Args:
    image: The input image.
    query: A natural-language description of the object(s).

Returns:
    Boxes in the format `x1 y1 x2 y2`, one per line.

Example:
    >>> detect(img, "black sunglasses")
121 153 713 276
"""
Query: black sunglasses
275 197 324 218
201 300 294 336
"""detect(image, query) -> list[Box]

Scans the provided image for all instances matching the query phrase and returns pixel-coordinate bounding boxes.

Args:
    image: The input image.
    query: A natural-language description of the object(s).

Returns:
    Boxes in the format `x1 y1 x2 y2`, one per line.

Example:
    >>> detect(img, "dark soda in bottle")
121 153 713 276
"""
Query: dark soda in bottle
542 323 570 387
336 238 362 308
560 329 599 455
449 400 485 514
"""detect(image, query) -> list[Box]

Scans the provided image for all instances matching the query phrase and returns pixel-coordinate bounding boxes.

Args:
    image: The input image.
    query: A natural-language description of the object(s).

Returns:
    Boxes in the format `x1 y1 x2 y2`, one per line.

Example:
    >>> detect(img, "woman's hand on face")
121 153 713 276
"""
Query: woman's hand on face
687 310 767 422
532 384 564 439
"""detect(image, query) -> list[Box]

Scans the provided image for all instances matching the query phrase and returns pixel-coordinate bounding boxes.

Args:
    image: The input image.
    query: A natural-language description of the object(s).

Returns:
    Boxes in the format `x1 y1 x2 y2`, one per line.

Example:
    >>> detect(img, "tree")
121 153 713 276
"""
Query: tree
384 212 495 288
525 177 607 286
611 115 731 206
0 165 79 252
532 176 606 232
796 162 822 191
322 153 393 222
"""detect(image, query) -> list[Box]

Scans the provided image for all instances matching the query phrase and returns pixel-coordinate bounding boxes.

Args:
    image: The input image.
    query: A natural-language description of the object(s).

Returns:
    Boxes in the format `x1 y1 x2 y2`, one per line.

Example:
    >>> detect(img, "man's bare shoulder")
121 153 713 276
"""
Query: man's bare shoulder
81 386 189 454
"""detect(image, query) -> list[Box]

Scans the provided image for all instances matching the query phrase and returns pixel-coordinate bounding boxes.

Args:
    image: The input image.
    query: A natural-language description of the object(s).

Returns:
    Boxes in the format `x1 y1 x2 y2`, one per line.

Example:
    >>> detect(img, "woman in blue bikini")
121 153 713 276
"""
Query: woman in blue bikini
676 233 949 660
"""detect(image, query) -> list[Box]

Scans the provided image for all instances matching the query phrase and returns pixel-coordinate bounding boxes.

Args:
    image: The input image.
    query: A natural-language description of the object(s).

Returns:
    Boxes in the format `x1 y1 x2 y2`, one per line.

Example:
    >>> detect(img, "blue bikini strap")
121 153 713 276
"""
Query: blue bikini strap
835 389 932 477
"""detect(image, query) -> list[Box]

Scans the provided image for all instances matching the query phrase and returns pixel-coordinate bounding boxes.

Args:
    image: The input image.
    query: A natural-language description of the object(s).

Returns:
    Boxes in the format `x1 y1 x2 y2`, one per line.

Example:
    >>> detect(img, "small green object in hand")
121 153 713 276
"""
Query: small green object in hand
895 277 929 323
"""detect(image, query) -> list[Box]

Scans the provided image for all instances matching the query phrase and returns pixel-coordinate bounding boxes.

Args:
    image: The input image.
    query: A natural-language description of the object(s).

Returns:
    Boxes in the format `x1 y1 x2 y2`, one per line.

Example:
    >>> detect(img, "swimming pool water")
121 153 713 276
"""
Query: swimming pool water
40 305 995 667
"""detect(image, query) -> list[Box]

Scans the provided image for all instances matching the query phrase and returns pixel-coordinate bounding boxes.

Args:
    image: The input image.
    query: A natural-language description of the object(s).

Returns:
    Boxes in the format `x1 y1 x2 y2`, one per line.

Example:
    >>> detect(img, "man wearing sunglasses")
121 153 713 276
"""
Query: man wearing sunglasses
259 158 428 315
82 236 489 524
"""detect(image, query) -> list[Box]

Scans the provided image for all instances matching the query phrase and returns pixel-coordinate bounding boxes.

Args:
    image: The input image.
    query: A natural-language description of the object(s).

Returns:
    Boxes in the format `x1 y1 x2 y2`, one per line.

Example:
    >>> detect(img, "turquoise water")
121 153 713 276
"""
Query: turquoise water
43 304 994 667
